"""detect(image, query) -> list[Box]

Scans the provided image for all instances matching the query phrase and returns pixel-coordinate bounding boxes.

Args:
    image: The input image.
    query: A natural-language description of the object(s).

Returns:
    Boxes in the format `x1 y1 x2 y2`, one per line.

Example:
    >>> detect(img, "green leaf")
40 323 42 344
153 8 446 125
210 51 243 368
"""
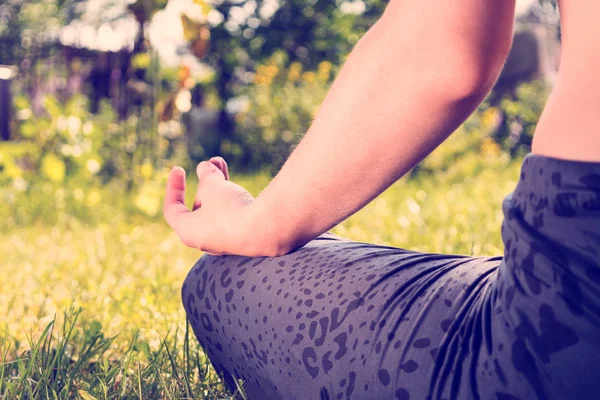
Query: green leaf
78 390 99 400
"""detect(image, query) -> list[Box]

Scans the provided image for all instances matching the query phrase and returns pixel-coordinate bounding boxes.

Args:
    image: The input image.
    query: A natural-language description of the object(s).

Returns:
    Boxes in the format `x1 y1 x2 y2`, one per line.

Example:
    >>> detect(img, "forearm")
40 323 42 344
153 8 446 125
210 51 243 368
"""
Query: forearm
247 1 515 256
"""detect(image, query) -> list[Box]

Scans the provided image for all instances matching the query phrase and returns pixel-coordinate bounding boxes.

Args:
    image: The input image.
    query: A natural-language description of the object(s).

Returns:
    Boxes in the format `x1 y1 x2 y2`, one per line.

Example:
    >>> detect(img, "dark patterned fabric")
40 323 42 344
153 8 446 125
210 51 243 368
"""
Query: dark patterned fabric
181 154 600 399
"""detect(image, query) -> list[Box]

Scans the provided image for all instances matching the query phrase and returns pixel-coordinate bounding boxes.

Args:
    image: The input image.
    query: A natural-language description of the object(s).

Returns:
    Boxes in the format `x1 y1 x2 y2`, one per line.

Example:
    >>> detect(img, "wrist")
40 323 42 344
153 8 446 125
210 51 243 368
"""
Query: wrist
240 201 290 257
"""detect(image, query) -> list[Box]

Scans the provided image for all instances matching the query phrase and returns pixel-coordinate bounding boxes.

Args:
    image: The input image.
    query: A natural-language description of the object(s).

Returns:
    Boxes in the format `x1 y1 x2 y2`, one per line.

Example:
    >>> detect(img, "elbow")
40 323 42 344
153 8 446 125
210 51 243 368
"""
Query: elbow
439 39 513 102
430 45 509 104
451 57 509 101
375 0 514 102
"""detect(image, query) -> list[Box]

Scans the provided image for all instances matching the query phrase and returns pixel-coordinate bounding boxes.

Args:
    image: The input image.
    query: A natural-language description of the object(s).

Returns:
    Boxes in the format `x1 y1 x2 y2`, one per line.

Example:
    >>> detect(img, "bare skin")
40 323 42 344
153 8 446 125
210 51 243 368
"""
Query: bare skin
164 0 598 257
532 0 600 162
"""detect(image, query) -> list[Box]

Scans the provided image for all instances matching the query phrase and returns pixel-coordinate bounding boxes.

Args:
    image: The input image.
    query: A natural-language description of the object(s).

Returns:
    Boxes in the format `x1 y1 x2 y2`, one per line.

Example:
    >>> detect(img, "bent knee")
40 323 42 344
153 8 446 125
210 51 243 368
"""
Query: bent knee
181 253 254 324
182 254 216 317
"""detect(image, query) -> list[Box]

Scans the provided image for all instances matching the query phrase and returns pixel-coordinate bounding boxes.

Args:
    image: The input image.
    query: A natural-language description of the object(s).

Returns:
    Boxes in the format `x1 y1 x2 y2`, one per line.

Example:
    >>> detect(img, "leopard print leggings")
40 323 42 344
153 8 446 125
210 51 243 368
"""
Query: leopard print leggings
182 154 600 399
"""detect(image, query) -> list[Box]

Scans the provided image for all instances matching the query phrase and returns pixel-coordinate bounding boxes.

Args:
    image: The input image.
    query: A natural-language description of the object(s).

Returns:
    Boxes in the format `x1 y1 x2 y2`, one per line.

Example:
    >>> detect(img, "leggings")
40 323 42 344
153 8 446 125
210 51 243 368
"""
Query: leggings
182 154 600 400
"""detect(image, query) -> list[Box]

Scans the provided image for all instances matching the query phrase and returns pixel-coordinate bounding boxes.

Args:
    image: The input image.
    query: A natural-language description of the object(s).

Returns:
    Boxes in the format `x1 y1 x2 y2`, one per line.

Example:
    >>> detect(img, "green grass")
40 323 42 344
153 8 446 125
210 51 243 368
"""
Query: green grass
0 132 523 398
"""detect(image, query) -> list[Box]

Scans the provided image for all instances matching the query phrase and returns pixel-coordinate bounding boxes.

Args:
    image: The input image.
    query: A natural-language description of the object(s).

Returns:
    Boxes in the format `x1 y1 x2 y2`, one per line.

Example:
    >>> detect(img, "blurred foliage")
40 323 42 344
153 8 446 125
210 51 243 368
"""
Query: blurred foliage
399 80 550 178
229 66 549 174
493 80 551 157
229 52 333 173
0 0 84 63
128 0 169 24
152 0 389 152
1 92 191 218
2 0 554 177
1 78 550 217
201 0 385 101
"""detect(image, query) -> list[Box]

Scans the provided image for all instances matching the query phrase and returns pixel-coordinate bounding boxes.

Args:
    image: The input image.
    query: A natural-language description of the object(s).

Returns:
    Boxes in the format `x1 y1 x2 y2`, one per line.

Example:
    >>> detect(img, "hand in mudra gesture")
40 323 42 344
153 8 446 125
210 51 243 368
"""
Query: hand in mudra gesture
163 157 258 256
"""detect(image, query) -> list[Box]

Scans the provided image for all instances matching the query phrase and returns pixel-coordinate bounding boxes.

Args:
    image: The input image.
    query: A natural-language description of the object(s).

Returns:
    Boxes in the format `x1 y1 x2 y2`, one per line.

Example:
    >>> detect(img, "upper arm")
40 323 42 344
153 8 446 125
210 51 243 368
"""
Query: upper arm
378 0 517 95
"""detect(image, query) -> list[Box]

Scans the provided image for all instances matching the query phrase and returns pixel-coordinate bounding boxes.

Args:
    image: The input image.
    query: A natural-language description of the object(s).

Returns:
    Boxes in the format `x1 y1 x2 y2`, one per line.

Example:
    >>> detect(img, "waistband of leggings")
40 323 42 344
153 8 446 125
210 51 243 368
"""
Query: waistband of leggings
512 153 600 216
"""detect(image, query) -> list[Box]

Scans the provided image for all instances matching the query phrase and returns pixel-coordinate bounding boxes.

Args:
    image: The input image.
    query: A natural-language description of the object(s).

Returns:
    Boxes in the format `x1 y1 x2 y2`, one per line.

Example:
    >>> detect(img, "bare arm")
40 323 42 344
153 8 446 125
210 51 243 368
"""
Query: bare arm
164 0 516 256
250 0 517 255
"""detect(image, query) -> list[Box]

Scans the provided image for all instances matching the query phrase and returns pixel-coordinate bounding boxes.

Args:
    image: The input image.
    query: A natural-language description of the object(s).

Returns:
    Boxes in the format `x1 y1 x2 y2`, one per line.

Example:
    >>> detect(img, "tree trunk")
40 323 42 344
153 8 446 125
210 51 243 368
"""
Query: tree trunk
0 67 12 141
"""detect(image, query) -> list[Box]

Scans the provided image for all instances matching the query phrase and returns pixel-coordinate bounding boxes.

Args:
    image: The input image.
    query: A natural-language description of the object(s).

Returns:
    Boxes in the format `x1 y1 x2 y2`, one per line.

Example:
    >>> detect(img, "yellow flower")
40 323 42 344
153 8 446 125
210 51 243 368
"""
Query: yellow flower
287 62 303 82
254 75 272 86
140 161 154 179
41 153 66 183
480 137 501 157
302 71 316 84
481 107 501 130
318 61 332 73
317 68 331 82
266 65 279 77
86 190 101 207
288 69 301 82
289 62 302 71
134 182 162 217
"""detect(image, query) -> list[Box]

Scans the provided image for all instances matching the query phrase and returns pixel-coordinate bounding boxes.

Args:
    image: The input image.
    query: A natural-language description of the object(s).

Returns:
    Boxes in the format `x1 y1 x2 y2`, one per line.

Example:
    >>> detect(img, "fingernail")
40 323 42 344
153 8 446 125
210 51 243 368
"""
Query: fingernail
196 161 211 175
172 166 185 177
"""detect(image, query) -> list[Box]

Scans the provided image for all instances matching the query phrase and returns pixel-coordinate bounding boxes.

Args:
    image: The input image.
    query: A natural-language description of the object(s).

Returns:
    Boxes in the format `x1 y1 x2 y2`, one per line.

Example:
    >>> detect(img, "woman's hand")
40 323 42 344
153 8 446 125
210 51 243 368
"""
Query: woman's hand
163 157 267 256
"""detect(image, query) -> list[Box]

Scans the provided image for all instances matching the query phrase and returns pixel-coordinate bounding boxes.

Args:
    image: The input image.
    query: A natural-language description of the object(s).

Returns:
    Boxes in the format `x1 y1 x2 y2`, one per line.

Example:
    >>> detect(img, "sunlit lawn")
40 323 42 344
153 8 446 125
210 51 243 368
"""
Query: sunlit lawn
0 136 522 398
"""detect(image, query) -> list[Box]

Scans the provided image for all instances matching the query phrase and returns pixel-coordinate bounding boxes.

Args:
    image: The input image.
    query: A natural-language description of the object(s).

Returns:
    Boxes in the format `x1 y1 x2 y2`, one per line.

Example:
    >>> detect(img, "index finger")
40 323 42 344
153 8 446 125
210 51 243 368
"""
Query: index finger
163 166 192 232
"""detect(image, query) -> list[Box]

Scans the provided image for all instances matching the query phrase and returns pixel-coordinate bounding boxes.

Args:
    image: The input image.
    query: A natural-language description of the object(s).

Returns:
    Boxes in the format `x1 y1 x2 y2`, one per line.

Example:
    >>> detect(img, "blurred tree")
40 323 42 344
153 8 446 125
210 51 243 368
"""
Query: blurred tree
0 0 85 64
0 0 86 138
210 0 386 100
172 0 387 163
